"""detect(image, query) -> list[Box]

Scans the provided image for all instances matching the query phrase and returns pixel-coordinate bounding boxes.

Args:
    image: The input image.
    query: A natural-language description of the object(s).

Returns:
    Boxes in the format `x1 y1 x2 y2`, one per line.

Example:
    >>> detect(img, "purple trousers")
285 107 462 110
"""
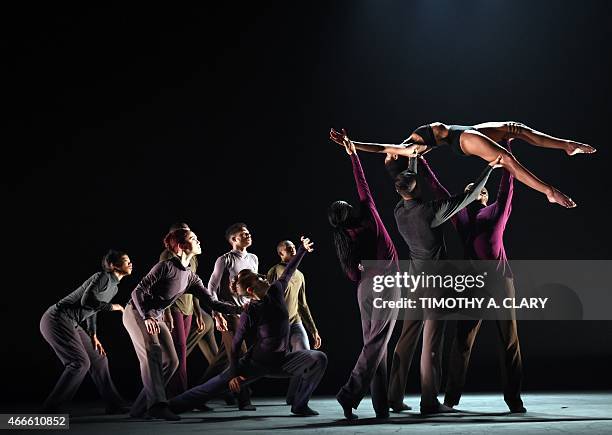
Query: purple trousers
167 309 193 396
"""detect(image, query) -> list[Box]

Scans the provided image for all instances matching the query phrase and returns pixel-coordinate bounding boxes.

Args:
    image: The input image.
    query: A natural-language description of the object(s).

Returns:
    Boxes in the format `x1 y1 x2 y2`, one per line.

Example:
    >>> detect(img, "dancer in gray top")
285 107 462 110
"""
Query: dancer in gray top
40 250 132 413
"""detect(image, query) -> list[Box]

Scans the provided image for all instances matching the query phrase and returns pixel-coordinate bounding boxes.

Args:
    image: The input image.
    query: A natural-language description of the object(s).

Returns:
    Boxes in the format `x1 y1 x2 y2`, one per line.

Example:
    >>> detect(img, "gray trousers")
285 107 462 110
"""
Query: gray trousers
40 306 125 410
337 276 398 414
286 322 310 403
123 303 179 415
445 277 523 408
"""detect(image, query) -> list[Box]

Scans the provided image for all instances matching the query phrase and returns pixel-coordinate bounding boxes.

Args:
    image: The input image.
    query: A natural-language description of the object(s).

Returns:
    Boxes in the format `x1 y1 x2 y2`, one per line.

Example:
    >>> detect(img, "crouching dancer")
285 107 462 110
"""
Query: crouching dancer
169 236 327 417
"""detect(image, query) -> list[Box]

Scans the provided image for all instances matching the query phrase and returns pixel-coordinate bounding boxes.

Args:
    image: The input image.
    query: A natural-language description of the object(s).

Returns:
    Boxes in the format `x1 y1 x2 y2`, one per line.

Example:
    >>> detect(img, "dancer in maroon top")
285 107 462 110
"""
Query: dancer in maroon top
419 141 525 413
328 132 399 420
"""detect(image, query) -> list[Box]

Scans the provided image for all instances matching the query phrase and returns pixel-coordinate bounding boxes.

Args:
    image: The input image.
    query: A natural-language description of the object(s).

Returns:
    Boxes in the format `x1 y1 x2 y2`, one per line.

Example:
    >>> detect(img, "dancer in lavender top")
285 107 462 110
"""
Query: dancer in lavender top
123 228 241 421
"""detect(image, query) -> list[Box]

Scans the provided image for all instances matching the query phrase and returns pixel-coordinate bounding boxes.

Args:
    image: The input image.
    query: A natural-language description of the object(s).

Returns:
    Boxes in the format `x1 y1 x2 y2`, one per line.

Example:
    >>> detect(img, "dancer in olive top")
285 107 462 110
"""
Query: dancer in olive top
40 250 132 413
328 133 399 420
419 142 525 413
331 122 595 208
123 228 241 421
268 239 321 405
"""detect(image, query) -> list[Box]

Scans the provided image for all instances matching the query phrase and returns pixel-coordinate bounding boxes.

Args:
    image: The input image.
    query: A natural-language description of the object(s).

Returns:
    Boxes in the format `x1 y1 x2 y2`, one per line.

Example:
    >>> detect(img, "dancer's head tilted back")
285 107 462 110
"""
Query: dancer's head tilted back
225 222 252 251
234 269 270 299
164 228 202 257
102 249 133 278
395 170 419 200
277 240 296 263
464 183 489 206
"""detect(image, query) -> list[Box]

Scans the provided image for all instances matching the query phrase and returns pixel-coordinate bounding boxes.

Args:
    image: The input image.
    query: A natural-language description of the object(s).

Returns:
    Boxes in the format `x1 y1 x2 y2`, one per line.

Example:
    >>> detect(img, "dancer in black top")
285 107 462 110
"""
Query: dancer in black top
390 155 502 413
331 121 595 208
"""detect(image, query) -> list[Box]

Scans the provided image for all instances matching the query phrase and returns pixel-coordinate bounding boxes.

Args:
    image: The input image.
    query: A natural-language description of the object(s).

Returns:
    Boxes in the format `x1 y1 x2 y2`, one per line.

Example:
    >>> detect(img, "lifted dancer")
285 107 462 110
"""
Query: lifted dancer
169 237 326 417
331 122 595 208
40 250 131 413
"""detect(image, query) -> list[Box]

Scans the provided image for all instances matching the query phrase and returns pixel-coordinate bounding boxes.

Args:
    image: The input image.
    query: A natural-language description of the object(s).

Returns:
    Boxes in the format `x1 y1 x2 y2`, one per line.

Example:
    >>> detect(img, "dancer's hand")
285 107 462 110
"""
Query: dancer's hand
313 332 322 349
489 155 503 169
330 128 356 155
111 304 124 312
144 318 160 335
215 313 228 332
91 335 107 356
195 311 205 332
164 310 174 332
228 376 246 393
300 236 314 252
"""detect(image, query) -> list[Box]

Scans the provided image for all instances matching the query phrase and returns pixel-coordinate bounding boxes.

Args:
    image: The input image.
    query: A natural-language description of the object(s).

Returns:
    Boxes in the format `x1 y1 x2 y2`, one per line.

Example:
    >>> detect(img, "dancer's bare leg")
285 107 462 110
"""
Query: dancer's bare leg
459 131 576 208
474 122 596 155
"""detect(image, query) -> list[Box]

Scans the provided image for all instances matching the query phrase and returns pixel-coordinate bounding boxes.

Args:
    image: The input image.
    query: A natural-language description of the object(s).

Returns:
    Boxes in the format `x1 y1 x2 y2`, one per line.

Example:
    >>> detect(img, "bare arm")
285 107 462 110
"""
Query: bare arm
330 128 428 157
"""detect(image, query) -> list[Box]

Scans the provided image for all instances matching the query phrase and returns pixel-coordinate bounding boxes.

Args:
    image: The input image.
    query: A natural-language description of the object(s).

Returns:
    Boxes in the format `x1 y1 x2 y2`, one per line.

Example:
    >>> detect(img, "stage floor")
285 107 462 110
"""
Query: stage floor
14 392 612 434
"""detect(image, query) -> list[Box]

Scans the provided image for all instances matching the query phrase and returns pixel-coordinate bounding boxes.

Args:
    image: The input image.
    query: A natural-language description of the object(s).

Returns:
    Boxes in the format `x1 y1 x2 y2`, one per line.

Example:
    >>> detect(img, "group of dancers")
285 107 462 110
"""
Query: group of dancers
40 120 594 421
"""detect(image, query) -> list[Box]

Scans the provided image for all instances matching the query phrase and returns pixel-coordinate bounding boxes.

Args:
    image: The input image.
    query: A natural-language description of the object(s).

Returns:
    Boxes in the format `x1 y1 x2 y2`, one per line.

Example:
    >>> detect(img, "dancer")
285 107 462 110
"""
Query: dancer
198 223 258 410
331 122 595 208
40 250 131 413
331 129 500 413
418 143 525 413
169 237 327 417
267 239 321 406
123 228 241 421
159 222 215 397
328 137 400 420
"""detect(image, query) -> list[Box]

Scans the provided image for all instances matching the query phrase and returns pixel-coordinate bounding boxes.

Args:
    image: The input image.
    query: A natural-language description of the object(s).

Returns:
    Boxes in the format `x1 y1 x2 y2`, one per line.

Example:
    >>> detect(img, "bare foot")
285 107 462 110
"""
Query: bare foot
566 141 596 155
547 187 576 208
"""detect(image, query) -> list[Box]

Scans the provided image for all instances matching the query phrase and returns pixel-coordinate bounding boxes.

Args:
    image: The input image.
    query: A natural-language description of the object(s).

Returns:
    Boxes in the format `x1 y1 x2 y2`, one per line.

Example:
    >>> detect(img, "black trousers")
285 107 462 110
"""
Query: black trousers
444 277 523 409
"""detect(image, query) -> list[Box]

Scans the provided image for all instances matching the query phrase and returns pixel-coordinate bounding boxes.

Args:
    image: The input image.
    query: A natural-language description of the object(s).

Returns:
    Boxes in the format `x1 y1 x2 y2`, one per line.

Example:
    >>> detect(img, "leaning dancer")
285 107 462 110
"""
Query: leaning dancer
331 121 595 208
419 143 525 413
267 240 322 406
328 137 400 420
169 237 327 417
40 250 131 413
123 228 241 421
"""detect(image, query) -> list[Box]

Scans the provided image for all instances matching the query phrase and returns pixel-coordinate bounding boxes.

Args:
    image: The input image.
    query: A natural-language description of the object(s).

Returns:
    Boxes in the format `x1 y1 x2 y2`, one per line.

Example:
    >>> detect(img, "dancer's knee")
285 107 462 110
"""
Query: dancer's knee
67 356 91 374
504 121 526 138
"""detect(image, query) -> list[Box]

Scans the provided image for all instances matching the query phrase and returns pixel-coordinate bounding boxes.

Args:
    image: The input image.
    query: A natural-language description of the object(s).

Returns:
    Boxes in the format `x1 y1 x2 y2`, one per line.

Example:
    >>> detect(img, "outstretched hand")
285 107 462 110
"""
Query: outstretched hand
300 236 314 253
330 128 356 155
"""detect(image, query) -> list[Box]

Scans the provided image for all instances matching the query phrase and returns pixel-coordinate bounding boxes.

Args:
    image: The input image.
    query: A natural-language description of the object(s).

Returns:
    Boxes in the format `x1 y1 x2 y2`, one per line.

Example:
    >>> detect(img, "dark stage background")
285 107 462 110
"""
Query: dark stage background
2 1 612 406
